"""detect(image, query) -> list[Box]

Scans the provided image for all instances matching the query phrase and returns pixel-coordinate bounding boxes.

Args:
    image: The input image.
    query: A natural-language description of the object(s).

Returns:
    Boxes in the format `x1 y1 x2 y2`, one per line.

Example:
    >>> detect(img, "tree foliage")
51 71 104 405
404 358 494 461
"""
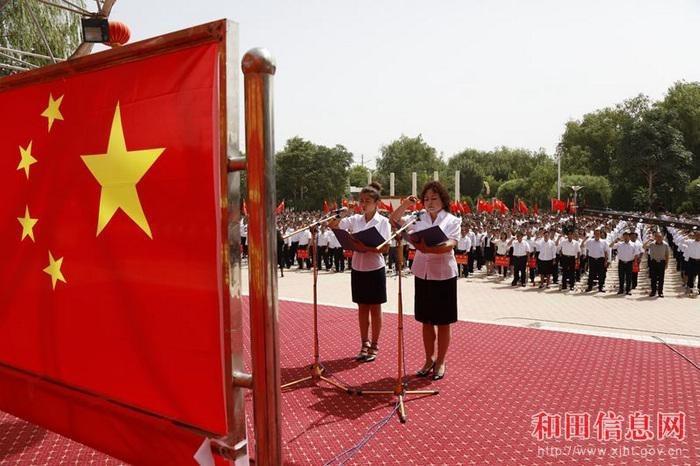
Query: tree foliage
275 137 353 210
348 164 369 188
551 175 612 208
0 1 84 75
374 135 446 195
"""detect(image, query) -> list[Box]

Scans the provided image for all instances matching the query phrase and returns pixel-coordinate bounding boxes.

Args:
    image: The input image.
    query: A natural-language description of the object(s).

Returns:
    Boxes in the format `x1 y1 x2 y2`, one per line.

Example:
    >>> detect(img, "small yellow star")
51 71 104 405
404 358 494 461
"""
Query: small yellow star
17 206 38 242
81 102 165 238
43 251 66 290
41 93 64 132
17 141 38 178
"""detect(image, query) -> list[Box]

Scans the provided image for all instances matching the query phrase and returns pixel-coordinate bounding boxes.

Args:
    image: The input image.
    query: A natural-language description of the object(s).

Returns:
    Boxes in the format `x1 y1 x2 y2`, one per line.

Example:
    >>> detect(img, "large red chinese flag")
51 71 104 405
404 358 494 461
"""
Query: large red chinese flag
0 28 236 464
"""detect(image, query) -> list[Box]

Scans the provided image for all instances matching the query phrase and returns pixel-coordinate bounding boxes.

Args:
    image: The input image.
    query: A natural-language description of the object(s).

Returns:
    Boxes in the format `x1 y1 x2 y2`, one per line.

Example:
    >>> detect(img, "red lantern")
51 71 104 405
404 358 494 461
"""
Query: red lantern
108 21 131 47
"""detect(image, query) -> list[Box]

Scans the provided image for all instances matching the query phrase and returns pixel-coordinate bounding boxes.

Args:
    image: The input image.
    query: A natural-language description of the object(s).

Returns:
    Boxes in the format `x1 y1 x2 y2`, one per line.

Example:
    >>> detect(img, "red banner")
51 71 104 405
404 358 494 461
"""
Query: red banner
343 250 354 259
528 257 537 269
495 255 510 267
0 28 235 464
408 250 416 260
297 249 309 260
455 254 468 265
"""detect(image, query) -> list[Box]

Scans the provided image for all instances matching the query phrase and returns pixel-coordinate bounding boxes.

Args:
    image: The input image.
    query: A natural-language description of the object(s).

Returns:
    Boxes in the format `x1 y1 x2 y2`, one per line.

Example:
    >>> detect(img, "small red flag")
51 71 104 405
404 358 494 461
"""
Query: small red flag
276 200 285 214
323 200 329 213
461 201 472 213
518 199 528 214
242 200 248 216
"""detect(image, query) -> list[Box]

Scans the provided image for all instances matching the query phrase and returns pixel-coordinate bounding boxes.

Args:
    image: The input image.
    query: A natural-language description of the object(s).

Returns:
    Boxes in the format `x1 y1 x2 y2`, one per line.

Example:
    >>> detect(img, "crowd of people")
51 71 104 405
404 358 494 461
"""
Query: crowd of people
237 183 700 381
252 204 700 298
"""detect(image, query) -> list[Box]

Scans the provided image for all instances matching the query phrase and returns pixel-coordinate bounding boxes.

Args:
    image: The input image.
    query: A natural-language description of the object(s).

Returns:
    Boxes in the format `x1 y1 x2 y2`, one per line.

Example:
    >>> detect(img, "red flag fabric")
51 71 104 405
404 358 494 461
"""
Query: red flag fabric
0 39 233 462
378 200 393 212
493 198 509 214
276 200 285 214
323 200 330 213
242 200 248 217
331 201 338 210
551 198 566 212
533 203 539 215
518 199 528 214
342 198 348 207
477 198 492 213
353 203 362 214
450 201 459 214
461 200 472 213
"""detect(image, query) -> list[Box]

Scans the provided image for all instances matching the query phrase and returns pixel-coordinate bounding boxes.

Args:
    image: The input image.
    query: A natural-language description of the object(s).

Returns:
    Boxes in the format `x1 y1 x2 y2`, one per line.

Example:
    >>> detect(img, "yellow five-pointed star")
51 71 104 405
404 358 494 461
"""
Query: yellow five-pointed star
43 251 66 290
17 141 38 178
17 206 38 242
41 93 64 132
81 102 165 238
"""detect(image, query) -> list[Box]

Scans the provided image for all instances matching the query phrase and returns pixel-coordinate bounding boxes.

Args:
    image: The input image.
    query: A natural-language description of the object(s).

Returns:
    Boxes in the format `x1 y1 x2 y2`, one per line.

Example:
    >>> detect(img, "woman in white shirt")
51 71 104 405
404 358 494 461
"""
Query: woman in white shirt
329 182 390 362
391 182 460 381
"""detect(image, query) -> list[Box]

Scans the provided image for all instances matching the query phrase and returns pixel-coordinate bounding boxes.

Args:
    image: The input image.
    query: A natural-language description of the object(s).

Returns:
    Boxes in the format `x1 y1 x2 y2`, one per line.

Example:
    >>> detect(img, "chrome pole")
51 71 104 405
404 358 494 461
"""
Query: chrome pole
242 48 282 466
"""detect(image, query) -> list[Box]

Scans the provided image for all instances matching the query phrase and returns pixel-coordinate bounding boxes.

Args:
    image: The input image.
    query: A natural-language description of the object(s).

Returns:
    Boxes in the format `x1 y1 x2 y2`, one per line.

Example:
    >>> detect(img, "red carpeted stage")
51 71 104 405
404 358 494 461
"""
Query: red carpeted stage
2 298 698 464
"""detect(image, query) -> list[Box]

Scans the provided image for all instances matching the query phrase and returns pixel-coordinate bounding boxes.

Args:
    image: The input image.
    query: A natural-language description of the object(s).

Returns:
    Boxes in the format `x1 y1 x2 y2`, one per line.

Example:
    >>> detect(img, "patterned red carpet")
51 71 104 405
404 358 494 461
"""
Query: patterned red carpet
1 299 698 465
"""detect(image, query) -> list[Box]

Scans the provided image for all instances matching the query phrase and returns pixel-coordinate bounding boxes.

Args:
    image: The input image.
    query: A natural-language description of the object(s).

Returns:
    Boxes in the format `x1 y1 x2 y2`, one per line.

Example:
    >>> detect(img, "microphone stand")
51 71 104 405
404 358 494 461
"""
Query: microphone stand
358 213 439 423
280 211 350 393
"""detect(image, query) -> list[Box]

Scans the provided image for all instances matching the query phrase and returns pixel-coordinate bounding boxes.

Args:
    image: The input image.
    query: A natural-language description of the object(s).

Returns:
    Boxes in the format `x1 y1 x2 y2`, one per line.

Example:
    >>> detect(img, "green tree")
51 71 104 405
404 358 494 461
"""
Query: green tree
525 162 557 207
619 106 692 211
686 177 700 212
496 178 529 207
348 164 369 188
447 156 484 198
659 81 700 179
275 137 353 210
375 135 445 195
0 1 84 75
551 175 612 208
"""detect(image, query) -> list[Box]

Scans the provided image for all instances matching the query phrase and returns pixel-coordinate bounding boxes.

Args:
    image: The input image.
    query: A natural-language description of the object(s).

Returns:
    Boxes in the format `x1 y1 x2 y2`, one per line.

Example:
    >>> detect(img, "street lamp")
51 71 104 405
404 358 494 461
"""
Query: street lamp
555 145 563 200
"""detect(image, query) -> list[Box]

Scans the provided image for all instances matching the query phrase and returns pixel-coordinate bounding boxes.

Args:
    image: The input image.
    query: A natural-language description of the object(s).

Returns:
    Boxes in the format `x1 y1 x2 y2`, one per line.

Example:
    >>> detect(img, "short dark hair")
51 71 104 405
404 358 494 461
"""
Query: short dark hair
420 181 451 211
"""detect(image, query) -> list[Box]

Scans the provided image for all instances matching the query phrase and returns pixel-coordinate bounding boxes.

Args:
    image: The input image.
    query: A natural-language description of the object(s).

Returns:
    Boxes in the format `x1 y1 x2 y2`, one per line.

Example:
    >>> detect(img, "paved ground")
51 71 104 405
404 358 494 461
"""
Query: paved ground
241 256 700 347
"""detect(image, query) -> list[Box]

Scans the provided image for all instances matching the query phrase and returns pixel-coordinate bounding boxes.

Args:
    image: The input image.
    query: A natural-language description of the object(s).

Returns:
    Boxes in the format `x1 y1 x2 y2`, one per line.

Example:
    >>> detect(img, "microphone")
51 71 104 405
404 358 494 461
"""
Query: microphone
412 210 423 220
333 207 350 218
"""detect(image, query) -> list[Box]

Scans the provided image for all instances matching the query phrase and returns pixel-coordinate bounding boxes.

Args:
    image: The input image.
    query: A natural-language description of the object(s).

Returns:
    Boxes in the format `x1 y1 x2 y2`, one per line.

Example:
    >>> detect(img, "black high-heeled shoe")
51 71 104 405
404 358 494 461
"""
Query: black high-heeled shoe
432 363 446 381
416 361 435 377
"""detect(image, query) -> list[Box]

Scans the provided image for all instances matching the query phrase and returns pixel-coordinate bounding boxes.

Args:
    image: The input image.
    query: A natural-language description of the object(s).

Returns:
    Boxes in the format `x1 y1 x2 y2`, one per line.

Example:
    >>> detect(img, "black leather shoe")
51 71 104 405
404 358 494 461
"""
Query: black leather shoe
432 364 446 381
416 361 435 377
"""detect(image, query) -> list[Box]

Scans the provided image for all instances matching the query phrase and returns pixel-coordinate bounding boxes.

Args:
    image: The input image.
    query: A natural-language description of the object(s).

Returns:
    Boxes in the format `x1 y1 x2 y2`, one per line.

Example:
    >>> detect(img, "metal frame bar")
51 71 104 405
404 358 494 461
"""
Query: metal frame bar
0 51 40 68
25 0 57 63
0 46 62 61
0 62 29 72
242 47 282 466
34 0 90 16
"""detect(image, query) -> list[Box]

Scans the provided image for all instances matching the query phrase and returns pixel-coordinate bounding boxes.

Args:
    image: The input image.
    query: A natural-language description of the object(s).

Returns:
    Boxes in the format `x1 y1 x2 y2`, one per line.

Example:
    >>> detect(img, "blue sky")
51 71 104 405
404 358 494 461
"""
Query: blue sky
108 0 700 167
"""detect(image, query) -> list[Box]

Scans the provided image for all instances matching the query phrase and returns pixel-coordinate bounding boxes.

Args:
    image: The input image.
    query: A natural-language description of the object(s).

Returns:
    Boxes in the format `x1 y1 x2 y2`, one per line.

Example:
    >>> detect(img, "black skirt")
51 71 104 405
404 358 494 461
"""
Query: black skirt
414 276 458 325
484 245 495 261
351 268 387 304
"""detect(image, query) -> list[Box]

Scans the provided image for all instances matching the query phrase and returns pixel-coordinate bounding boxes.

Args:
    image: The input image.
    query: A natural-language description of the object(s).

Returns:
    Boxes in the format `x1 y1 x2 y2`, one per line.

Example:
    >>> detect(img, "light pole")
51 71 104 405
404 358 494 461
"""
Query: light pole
555 146 563 200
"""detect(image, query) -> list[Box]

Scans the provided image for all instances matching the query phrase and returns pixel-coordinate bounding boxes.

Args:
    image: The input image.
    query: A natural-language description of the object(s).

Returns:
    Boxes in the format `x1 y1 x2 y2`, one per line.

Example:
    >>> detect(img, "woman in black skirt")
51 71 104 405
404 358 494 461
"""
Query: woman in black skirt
329 182 390 362
390 181 460 380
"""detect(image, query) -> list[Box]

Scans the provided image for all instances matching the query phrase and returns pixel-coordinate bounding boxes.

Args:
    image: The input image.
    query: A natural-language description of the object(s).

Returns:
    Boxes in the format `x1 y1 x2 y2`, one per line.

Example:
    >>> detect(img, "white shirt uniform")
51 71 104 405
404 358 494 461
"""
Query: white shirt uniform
327 230 340 249
536 239 557 261
284 227 294 246
467 231 476 251
338 212 391 271
558 239 581 257
317 230 329 247
457 234 472 251
585 239 609 260
404 210 461 280
613 241 638 262
686 240 700 259
511 239 531 257
240 220 248 238
494 238 509 255
297 230 311 246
